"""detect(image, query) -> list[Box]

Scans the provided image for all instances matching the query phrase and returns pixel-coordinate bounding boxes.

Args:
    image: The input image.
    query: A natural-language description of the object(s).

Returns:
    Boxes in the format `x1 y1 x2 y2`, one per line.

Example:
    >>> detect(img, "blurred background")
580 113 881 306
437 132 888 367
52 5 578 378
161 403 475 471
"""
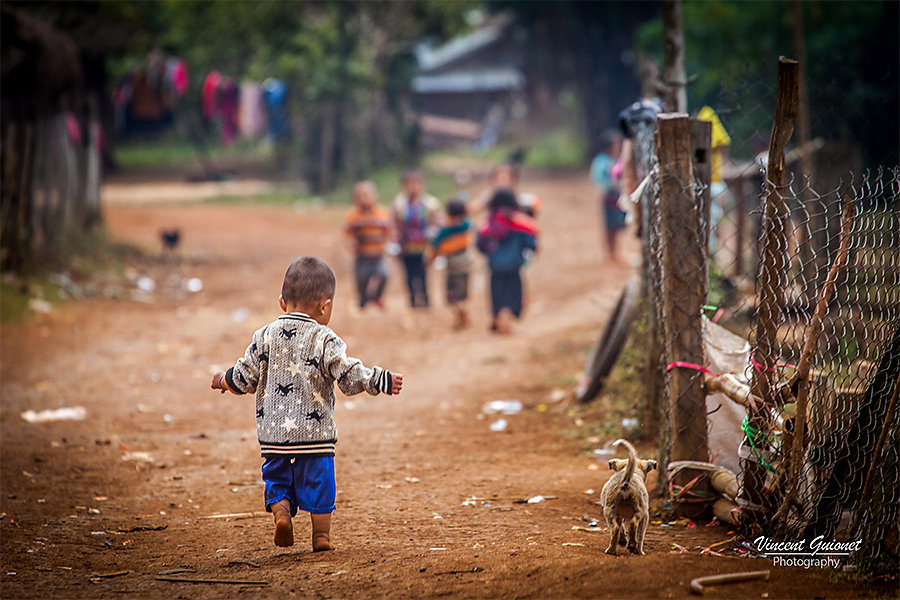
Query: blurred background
2 0 898 275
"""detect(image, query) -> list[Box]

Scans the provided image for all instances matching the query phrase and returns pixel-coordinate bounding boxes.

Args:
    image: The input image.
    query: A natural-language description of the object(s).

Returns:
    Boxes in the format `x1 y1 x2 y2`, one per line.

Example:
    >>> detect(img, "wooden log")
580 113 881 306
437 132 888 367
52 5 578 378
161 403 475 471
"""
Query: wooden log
704 372 761 410
657 113 708 462
713 498 744 525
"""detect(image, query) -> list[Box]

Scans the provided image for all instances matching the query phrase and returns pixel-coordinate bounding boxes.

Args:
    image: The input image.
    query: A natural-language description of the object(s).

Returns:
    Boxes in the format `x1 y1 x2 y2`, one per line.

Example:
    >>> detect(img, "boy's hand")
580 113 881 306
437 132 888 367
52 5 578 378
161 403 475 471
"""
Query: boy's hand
390 372 403 395
211 370 227 394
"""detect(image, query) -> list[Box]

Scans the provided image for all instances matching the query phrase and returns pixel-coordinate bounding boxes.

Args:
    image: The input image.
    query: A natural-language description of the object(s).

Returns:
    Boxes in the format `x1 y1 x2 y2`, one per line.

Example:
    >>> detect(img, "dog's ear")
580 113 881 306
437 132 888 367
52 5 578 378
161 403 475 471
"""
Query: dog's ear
608 458 626 471
642 460 658 473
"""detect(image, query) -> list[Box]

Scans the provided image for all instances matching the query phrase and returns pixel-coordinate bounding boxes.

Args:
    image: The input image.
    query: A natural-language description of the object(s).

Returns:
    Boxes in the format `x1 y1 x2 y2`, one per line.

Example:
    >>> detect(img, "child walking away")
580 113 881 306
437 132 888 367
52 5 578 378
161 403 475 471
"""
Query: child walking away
345 181 392 309
477 188 538 334
430 197 474 330
211 257 403 551
590 130 626 264
474 163 543 218
391 170 440 309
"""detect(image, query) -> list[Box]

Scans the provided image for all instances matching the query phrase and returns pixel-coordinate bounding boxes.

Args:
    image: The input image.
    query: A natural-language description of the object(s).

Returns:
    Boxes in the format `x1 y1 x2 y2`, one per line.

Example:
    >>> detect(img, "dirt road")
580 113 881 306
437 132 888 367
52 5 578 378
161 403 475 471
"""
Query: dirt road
1 173 875 598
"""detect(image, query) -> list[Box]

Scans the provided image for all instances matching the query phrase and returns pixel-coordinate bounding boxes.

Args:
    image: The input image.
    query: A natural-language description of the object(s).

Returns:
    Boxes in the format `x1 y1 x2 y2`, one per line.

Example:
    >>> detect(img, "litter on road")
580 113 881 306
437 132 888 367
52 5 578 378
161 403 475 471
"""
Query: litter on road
20 406 87 423
489 418 508 432
481 400 523 415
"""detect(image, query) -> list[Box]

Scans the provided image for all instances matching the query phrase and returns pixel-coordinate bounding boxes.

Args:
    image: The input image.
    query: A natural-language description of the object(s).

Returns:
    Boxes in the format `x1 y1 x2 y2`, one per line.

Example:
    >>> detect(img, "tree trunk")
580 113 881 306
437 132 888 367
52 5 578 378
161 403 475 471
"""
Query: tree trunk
661 0 687 112
318 100 338 194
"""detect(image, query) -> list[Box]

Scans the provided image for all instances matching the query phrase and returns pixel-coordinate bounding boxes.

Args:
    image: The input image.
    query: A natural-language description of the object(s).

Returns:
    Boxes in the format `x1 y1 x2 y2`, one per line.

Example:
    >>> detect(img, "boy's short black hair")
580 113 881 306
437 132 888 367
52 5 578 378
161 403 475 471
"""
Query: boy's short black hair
401 169 423 183
282 256 336 305
488 187 519 211
446 197 467 218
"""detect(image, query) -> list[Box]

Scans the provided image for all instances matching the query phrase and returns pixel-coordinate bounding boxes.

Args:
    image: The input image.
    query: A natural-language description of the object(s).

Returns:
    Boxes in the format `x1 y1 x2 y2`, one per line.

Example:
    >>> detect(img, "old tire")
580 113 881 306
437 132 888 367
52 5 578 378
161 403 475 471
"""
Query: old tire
576 275 642 404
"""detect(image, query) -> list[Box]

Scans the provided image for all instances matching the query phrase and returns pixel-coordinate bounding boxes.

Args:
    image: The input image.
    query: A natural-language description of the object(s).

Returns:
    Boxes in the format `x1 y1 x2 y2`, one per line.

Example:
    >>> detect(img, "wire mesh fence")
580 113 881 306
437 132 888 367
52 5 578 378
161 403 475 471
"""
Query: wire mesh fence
748 168 900 571
634 103 898 574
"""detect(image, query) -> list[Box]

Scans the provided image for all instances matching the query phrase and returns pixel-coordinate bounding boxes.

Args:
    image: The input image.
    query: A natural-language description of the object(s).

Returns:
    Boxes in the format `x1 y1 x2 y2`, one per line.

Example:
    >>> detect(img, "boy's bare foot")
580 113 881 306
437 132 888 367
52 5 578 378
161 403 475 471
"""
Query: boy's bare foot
312 532 334 552
452 307 469 331
495 308 513 335
271 502 294 547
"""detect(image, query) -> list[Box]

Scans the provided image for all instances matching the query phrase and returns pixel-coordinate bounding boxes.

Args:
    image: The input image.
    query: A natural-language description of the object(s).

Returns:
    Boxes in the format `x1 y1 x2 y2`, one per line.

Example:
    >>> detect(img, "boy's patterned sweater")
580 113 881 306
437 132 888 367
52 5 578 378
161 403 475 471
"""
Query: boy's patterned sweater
223 313 393 457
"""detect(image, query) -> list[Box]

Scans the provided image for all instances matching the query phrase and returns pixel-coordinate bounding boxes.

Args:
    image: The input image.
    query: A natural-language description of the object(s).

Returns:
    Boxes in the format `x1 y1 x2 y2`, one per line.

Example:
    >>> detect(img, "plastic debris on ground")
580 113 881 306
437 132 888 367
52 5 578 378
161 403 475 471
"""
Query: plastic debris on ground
136 276 157 293
21 406 87 423
184 278 203 293
621 417 639 429
572 525 604 533
121 451 154 463
489 418 508 432
28 298 53 313
482 400 522 415
515 495 558 504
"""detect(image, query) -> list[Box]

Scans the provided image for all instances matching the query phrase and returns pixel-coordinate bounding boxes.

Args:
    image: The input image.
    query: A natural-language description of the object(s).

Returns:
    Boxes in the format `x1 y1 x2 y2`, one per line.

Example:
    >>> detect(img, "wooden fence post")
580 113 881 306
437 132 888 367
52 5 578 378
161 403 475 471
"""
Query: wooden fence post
658 113 709 463
691 118 712 245
744 57 799 508
734 175 747 279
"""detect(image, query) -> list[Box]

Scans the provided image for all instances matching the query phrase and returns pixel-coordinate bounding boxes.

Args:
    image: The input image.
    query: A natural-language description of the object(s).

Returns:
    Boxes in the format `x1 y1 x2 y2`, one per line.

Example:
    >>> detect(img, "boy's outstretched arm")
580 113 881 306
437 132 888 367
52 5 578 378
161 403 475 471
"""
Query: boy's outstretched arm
322 335 399 397
211 327 265 395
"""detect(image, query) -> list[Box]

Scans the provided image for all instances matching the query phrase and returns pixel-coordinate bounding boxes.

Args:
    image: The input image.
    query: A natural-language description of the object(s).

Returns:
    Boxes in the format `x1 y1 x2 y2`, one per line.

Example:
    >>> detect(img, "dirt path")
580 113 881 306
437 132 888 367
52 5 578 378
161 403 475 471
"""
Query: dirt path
1 173 875 599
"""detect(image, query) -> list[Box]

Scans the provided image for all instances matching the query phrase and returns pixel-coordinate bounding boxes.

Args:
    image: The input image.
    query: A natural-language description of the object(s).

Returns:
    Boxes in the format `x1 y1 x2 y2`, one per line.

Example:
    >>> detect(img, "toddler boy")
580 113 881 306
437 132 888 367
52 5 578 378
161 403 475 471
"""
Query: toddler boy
430 197 473 330
211 256 403 550
345 181 392 309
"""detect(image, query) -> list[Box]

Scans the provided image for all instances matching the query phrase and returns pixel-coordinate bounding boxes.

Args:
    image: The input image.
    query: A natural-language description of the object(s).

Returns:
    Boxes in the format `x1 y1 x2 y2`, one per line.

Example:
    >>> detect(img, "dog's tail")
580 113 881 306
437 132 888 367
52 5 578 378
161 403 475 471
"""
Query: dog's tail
613 438 638 491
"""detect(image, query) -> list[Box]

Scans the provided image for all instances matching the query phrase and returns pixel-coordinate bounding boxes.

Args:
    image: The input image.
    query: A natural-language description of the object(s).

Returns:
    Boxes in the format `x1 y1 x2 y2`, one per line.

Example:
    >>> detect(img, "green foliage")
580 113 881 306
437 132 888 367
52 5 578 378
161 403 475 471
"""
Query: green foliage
321 163 455 206
523 127 589 169
115 138 272 170
635 0 899 166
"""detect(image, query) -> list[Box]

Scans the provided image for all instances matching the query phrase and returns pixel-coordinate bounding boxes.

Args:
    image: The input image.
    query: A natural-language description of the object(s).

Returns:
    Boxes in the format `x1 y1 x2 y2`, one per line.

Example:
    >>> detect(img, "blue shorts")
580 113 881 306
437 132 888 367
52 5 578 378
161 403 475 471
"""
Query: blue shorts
261 455 336 515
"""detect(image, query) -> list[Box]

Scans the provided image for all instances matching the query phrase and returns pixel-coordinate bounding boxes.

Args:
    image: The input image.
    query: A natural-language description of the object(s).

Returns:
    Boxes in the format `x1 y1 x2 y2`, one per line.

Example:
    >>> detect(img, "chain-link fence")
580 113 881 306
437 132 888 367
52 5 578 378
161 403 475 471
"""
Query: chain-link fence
747 169 900 572
633 97 898 574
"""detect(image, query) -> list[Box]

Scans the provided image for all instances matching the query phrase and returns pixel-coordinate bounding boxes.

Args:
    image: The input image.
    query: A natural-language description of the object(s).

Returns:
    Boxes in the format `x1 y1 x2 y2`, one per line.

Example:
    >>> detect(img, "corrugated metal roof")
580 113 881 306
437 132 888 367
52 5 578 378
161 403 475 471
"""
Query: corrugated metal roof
412 68 524 93
415 14 513 73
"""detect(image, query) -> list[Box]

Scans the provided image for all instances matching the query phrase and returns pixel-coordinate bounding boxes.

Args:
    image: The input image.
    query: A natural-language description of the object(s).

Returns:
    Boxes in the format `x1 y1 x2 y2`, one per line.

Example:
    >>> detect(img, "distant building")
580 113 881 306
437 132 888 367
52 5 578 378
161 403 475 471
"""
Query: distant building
412 14 526 148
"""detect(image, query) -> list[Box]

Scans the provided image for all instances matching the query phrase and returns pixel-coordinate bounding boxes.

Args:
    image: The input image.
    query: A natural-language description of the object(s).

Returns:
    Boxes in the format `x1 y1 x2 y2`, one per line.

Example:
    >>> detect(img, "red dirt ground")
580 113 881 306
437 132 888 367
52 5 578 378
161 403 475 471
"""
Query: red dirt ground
1 172 888 599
